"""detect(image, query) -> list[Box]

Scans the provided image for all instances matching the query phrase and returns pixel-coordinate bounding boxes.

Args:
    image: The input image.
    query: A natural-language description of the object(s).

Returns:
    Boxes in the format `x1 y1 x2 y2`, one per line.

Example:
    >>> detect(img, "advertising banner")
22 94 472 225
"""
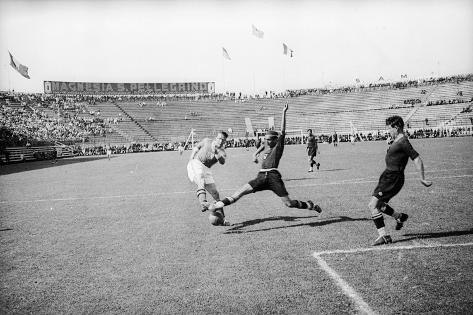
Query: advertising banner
44 81 215 95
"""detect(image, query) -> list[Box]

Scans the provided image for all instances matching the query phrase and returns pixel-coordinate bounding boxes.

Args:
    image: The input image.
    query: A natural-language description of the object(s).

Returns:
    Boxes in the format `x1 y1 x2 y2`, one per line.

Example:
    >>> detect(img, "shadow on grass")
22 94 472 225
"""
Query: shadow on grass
285 169 348 181
224 215 371 234
0 156 113 175
394 228 473 244
319 168 348 172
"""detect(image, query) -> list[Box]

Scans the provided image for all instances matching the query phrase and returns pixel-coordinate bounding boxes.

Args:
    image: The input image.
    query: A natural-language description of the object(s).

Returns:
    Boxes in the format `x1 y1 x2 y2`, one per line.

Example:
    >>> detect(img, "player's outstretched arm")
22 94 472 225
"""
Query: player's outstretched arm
414 156 432 187
281 102 288 134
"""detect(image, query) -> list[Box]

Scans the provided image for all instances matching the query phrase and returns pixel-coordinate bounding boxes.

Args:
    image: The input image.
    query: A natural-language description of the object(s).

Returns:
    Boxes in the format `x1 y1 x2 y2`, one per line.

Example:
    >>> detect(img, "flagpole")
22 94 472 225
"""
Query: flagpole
222 53 226 95
6 63 10 92
8 63 13 93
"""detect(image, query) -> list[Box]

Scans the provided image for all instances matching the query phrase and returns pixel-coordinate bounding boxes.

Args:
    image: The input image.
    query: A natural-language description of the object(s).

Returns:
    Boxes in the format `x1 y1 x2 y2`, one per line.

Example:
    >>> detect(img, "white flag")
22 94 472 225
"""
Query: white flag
222 47 231 60
283 43 293 57
252 24 264 38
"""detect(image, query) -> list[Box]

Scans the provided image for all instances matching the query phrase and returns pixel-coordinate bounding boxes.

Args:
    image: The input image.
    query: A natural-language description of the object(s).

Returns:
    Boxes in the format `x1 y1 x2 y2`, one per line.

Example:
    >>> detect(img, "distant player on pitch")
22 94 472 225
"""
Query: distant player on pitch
369 115 432 246
187 131 230 226
306 129 320 172
208 103 322 214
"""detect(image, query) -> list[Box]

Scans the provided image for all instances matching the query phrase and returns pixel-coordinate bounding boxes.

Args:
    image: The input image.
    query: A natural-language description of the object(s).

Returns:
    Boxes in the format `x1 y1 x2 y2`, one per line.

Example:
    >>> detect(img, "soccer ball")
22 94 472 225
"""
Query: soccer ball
227 128 233 133
208 210 225 226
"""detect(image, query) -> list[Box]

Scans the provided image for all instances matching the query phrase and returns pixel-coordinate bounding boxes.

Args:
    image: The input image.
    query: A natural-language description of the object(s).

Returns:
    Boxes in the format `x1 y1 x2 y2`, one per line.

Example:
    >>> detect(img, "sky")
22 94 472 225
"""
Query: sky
1 0 472 95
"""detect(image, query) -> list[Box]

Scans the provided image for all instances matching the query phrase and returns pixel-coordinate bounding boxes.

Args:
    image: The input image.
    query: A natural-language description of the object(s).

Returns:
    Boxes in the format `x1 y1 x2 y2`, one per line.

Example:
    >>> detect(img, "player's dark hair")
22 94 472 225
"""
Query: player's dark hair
265 130 279 138
219 131 229 138
386 116 404 130
307 129 312 133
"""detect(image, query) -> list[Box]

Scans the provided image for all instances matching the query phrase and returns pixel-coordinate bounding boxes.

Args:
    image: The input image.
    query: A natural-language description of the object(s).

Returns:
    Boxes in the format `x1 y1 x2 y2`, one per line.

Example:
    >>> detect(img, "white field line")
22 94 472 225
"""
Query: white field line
313 241 473 256
312 242 473 315
288 174 473 189
313 254 378 315
1 173 472 204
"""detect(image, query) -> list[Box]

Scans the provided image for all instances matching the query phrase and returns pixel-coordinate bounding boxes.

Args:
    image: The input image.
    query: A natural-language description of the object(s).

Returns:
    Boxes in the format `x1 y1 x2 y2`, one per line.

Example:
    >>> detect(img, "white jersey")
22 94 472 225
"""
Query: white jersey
193 138 225 168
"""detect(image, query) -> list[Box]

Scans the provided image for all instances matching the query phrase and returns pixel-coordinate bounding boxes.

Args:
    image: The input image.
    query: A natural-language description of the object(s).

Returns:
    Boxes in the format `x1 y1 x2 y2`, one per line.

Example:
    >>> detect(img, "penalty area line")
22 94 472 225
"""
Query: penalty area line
313 254 377 315
313 241 473 256
312 242 473 315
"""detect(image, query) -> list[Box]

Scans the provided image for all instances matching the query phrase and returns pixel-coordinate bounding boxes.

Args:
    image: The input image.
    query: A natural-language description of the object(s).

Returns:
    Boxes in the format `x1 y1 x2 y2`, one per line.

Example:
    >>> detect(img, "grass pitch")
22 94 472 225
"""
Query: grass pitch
1 137 472 314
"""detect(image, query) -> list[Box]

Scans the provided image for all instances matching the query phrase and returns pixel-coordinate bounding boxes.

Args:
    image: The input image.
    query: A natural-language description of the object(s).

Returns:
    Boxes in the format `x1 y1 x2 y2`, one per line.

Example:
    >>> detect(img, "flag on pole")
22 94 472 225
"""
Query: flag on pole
251 24 264 38
283 43 294 57
222 47 231 60
9 51 30 79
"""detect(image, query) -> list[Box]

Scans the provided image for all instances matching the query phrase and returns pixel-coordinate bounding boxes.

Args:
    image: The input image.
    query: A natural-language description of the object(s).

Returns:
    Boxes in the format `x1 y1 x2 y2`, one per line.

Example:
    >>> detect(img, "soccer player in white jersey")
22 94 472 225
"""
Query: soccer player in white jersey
187 131 230 226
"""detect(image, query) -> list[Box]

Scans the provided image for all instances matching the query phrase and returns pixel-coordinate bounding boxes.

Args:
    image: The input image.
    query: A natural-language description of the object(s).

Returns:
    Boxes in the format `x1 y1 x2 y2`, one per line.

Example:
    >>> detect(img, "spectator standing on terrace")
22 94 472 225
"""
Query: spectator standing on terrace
332 131 338 147
369 115 432 246
208 103 322 216
306 129 320 172
187 131 230 226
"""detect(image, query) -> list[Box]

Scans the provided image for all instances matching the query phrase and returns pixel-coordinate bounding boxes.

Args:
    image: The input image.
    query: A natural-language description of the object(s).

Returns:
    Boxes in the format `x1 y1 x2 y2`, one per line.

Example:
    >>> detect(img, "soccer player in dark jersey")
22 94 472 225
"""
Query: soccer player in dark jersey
306 129 320 172
369 116 432 246
332 131 338 147
208 103 322 214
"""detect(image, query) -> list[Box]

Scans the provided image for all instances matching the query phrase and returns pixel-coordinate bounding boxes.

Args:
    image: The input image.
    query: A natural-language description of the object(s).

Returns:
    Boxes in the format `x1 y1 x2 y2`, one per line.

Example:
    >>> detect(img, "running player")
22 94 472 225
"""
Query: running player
369 115 432 245
106 144 112 160
208 103 322 214
306 129 320 172
187 131 230 226
332 131 338 147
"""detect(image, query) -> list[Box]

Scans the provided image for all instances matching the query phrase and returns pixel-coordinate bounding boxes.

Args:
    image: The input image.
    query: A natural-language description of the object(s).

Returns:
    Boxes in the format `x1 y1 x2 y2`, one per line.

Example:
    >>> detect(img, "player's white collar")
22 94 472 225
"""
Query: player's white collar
392 133 404 144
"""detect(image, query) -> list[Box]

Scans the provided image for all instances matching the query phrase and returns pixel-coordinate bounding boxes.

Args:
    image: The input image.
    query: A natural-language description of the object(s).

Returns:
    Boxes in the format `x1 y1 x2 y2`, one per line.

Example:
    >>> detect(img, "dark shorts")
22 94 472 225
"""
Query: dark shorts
307 147 317 158
248 170 289 197
372 170 405 203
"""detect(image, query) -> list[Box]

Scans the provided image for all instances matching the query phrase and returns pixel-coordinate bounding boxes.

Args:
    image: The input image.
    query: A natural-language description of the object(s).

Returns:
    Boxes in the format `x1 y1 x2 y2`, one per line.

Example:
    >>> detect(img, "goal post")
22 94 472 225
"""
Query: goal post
183 128 196 150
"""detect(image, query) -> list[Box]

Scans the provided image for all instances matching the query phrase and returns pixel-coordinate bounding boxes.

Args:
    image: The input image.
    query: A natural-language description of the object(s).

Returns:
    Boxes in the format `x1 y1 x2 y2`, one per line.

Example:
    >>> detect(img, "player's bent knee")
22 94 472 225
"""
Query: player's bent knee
371 207 382 217
368 197 381 215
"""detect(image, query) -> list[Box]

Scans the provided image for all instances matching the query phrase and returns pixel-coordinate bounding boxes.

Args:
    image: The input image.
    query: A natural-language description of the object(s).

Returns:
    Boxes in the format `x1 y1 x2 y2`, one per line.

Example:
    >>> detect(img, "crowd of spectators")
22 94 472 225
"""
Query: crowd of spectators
1 73 472 152
72 124 472 160
285 73 473 98
427 97 472 106
6 74 472 105
0 93 112 146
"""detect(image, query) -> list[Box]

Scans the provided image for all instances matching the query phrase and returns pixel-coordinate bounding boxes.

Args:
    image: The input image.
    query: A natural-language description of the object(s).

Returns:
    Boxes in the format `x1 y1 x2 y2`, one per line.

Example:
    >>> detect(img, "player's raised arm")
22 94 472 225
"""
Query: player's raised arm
413 156 432 187
281 102 288 134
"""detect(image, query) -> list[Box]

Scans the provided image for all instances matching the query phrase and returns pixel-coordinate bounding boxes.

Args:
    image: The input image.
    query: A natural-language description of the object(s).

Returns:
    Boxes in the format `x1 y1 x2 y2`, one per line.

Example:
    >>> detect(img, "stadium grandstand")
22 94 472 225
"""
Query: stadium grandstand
1 74 472 163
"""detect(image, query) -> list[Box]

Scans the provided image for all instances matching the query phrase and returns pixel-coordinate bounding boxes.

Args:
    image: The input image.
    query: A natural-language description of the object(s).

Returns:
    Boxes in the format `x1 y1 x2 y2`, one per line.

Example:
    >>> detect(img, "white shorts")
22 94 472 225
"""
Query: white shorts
187 159 215 184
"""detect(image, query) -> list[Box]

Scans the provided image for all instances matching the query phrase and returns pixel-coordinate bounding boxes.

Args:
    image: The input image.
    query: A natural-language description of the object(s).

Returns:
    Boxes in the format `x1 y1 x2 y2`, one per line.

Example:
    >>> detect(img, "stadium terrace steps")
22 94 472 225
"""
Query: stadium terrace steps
40 80 471 143
88 101 156 143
